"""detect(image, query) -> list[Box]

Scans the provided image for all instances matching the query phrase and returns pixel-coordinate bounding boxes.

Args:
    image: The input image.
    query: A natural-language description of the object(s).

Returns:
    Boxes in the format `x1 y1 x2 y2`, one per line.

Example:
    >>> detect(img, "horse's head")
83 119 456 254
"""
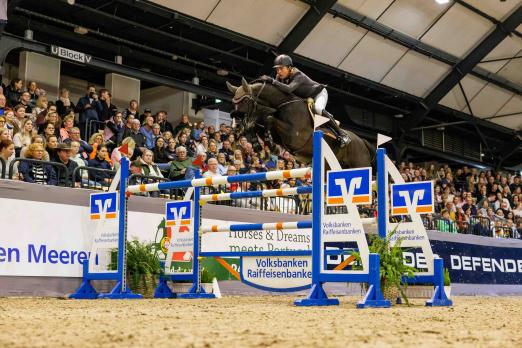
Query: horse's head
226 78 260 134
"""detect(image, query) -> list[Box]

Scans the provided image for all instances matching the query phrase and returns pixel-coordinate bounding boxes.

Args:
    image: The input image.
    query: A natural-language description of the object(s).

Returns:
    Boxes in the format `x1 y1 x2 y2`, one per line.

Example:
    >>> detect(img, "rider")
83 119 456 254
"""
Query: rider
262 54 351 147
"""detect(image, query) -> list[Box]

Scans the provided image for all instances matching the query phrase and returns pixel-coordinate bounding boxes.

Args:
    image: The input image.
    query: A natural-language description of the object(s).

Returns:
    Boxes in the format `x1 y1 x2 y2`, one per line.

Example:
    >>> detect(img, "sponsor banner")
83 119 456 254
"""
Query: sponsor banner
200 219 311 254
0 198 162 277
240 256 312 291
390 181 434 215
326 168 371 206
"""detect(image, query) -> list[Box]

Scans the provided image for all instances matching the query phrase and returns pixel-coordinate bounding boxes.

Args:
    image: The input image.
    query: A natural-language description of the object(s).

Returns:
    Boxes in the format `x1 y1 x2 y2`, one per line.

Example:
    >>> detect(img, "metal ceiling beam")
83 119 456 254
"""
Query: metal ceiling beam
400 5 522 143
327 3 522 95
454 0 522 39
261 0 337 71
0 33 231 100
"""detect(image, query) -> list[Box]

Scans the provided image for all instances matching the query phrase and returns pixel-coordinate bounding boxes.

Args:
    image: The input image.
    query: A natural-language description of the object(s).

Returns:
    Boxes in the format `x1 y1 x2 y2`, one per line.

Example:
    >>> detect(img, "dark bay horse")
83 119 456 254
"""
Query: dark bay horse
226 78 375 169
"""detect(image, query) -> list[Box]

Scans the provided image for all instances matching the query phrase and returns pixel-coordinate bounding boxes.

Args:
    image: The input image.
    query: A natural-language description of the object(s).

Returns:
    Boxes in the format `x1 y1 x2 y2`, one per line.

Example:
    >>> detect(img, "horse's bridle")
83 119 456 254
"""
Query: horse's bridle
232 81 267 120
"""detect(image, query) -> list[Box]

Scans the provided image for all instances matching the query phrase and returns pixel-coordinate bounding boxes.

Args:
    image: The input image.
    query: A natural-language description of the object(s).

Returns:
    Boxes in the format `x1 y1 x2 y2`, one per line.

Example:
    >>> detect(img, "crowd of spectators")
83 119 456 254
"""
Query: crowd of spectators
0 78 521 239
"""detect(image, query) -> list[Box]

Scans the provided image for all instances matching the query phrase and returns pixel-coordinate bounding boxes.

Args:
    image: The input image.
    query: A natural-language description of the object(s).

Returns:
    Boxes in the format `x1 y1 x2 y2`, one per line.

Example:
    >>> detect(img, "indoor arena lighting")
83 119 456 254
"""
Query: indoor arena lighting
435 0 450 4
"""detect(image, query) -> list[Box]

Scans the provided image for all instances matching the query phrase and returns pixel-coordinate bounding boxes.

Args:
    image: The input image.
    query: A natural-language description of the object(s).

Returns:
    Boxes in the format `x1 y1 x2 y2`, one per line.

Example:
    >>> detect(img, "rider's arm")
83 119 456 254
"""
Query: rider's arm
271 73 305 94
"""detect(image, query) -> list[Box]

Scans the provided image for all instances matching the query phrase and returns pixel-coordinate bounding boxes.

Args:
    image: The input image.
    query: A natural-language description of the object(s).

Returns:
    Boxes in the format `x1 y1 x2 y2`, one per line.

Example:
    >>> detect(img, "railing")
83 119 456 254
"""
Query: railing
9 158 70 187
467 216 493 237
85 119 106 141
432 217 459 234
72 166 117 190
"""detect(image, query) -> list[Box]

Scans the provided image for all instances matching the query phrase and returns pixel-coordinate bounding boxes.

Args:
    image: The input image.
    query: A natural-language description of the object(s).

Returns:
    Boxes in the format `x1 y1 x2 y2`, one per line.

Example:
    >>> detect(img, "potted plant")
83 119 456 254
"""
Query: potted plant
354 226 416 305
444 267 451 298
111 240 162 298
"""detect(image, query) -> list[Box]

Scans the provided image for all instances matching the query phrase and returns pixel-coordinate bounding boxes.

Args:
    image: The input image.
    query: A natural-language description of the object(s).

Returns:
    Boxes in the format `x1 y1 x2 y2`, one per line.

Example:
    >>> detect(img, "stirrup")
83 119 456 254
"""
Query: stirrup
338 134 351 147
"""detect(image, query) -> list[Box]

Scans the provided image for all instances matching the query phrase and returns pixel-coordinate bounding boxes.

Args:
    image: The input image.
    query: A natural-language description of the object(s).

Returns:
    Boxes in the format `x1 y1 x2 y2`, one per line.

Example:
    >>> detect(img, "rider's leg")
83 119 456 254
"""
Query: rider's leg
313 88 351 147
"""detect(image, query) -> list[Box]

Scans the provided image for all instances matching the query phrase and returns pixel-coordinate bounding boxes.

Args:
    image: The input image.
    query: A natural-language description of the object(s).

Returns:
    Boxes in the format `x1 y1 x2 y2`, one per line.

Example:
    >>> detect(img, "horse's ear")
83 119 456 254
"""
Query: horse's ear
241 77 252 94
226 81 238 94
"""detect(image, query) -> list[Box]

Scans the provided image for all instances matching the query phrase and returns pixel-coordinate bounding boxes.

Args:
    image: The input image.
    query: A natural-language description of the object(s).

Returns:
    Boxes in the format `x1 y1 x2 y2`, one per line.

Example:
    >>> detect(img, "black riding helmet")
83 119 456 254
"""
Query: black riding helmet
273 54 293 68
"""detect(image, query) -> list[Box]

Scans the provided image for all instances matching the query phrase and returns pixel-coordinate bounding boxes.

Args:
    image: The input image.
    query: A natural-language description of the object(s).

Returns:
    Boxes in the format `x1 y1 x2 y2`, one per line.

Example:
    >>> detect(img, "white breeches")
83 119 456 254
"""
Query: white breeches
313 88 328 115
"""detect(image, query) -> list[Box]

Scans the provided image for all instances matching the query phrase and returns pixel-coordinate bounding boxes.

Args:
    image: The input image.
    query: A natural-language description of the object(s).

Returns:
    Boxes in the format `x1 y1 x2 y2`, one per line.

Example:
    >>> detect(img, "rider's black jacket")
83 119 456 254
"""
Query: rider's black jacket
272 68 325 98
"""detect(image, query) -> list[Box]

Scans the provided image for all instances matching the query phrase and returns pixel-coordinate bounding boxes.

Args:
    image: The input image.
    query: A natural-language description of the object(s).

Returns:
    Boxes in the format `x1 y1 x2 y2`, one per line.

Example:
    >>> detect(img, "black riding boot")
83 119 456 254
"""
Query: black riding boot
322 110 351 147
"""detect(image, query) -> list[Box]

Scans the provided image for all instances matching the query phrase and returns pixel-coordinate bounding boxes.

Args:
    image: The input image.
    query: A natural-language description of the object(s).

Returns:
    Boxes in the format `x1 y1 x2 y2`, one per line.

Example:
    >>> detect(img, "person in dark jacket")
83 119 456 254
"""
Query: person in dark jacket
98 89 117 123
75 84 102 138
104 112 125 145
55 88 76 117
87 145 113 185
18 143 57 185
64 127 93 160
156 111 173 134
260 54 350 146
5 78 23 107
54 143 79 186
152 137 169 164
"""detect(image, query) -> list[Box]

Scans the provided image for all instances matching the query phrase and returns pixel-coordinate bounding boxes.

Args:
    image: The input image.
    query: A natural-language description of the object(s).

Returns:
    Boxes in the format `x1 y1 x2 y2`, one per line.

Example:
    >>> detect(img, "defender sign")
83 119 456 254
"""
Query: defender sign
326 167 372 206
51 45 92 64
390 181 434 215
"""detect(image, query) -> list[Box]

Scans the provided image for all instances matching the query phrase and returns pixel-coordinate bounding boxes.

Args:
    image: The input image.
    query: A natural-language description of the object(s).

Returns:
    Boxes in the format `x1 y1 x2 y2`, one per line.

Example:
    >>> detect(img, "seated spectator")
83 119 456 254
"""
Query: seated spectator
5 78 22 107
59 114 75 142
38 112 61 138
216 152 227 175
132 149 163 179
165 137 177 161
87 132 105 158
513 202 522 218
207 139 219 159
122 114 134 137
46 135 59 162
32 96 48 125
18 143 57 186
203 157 220 178
13 119 34 156
55 143 79 186
19 91 33 114
13 104 26 132
176 132 194 157
104 112 125 145
0 94 6 115
26 81 39 106
436 209 457 233
156 111 173 133
0 139 16 179
55 88 75 117
195 134 209 154
461 196 477 216
193 121 206 140
124 118 147 157
173 114 191 136
69 141 87 167
87 145 113 186
0 128 11 142
111 137 136 171
163 131 173 143
168 146 194 181
152 123 162 143
64 127 92 160
20 135 48 160
152 137 169 164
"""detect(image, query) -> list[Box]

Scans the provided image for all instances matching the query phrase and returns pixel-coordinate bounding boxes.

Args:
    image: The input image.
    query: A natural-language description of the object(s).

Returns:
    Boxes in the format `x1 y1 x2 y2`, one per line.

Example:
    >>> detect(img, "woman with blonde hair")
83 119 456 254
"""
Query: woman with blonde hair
111 136 135 171
13 118 34 155
3 109 18 138
18 143 57 185
33 95 49 125
39 111 61 137
20 134 49 161
60 113 75 141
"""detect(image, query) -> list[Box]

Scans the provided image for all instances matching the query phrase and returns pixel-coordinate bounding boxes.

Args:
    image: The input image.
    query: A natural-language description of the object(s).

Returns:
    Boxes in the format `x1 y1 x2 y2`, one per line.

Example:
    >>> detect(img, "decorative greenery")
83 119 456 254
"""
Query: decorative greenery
443 267 451 286
201 268 215 284
354 226 417 305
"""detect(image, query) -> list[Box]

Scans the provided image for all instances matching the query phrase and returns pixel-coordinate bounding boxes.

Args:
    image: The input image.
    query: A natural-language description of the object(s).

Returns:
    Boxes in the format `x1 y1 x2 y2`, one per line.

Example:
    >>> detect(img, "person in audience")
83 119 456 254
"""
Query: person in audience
152 123 162 143
122 114 135 136
13 118 34 156
461 196 477 216
193 121 205 141
436 209 457 233
104 111 125 145
41 121 56 140
19 91 33 114
111 137 136 171
0 116 6 130
0 139 15 179
5 78 22 107
39 112 61 138
26 81 39 106
122 99 140 120
20 135 48 160
3 109 17 139
176 131 194 157
207 139 219 159
125 118 147 157
0 94 6 116
75 84 102 137
216 152 227 175
168 146 194 181
55 88 75 117
64 127 92 159
195 133 209 154
13 104 27 131
59 114 75 141
32 95 49 126
173 114 192 136
139 108 152 123
98 89 117 123
140 115 155 150
69 141 87 168
87 145 113 186
132 149 163 179
203 157 220 178
152 137 168 164
18 143 57 185
46 134 59 162
165 137 177 162
156 111 173 133
163 131 173 143
55 143 79 186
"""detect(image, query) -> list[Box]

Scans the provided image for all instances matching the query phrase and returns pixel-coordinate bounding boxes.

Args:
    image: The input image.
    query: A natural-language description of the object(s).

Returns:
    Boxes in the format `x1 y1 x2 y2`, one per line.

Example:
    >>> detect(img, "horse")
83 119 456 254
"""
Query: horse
226 78 375 169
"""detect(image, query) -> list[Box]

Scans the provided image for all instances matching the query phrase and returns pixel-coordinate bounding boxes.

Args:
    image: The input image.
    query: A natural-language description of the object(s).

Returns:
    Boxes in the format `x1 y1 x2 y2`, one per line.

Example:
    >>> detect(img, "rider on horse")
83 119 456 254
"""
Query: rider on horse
261 54 351 147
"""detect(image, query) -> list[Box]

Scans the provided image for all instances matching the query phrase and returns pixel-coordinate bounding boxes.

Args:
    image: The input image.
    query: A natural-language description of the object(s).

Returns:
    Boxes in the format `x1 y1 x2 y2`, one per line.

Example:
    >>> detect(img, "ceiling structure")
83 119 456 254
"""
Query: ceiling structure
3 0 522 168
